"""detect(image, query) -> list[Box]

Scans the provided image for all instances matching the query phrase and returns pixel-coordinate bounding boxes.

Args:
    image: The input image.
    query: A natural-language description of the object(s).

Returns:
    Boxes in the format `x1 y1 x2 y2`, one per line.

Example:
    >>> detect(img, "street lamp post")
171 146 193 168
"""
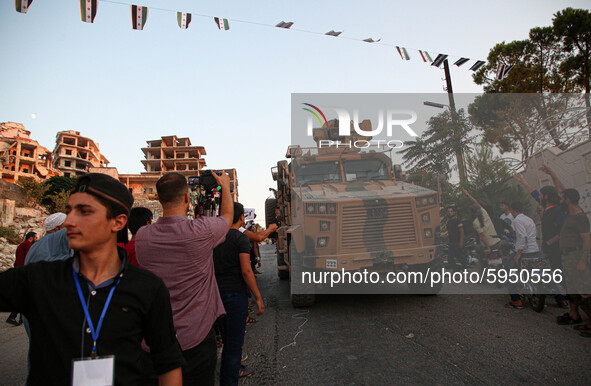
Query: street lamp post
422 61 467 183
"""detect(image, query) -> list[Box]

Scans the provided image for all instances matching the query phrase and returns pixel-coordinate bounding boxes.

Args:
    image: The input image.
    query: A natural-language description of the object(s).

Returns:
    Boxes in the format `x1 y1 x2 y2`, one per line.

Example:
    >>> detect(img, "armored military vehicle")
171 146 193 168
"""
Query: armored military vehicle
266 120 443 307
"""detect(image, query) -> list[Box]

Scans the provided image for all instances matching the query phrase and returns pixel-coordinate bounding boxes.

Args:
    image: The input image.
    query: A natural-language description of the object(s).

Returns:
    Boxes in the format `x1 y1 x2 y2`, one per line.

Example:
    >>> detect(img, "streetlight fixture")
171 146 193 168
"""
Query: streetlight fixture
423 101 448 109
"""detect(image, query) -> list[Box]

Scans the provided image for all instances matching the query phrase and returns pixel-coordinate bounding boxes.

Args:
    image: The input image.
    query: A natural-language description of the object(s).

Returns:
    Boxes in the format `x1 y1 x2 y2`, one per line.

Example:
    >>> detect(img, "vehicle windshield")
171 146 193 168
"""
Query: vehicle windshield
294 161 342 185
343 159 390 182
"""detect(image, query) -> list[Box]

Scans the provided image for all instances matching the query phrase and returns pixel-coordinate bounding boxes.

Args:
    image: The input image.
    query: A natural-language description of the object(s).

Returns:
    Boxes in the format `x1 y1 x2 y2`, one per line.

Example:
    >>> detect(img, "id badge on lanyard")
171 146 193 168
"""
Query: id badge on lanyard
71 268 121 386
72 355 114 385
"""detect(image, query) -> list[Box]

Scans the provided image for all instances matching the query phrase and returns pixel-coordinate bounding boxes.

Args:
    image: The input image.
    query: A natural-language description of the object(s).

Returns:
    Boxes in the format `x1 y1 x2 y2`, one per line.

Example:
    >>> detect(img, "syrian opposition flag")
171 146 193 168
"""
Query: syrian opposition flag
214 17 230 31
177 12 192 29
454 58 469 67
325 30 342 37
469 60 486 72
15 0 33 14
79 0 98 23
418 50 432 62
396 46 410 60
131 5 148 30
275 21 294 29
431 54 448 67
496 64 514 80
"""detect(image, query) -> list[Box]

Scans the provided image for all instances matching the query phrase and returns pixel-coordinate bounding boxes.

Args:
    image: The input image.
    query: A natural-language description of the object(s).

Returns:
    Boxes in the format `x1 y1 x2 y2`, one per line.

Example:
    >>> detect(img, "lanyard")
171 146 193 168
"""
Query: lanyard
544 204 557 214
72 268 121 358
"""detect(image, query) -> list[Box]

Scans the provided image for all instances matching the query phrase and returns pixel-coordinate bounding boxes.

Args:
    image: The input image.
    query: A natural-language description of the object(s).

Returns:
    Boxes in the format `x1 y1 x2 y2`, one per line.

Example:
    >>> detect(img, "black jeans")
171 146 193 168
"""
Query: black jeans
140 328 217 385
219 292 249 386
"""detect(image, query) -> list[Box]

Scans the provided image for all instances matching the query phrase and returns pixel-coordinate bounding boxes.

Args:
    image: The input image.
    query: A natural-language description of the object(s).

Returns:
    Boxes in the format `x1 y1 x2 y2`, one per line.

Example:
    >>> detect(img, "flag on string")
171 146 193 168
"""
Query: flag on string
396 46 410 60
325 30 342 37
454 58 469 67
276 21 294 29
469 60 485 71
363 38 381 43
418 50 432 62
15 0 33 14
79 0 98 23
431 54 448 67
496 64 514 80
177 12 192 29
214 17 230 30
131 5 148 30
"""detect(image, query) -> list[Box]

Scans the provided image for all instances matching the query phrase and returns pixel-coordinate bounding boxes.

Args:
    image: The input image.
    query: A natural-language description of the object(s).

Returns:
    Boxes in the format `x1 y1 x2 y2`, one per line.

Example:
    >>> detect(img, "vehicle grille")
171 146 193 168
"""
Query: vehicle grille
341 202 417 249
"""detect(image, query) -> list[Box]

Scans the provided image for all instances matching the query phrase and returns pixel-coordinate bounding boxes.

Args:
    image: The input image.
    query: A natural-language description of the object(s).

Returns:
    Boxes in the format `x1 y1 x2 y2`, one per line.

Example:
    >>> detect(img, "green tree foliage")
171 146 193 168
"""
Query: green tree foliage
472 8 591 152
453 142 529 224
398 108 473 180
17 178 48 208
45 191 71 214
468 93 585 167
553 8 591 135
41 176 76 211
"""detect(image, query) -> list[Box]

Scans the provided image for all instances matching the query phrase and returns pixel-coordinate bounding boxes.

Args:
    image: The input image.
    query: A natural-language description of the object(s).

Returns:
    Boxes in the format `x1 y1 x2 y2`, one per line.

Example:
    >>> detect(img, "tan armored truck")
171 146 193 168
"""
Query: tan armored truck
266 120 443 307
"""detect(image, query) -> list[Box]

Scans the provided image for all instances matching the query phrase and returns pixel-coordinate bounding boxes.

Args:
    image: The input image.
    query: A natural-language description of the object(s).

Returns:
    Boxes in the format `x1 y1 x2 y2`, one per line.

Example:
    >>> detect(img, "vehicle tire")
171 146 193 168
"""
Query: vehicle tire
291 294 315 308
265 198 277 229
277 253 289 280
528 294 546 312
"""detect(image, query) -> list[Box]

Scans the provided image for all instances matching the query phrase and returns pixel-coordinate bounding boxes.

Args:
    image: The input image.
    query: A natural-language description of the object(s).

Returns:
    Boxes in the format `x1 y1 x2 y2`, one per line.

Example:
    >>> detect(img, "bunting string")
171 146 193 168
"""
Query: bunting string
15 0 521 79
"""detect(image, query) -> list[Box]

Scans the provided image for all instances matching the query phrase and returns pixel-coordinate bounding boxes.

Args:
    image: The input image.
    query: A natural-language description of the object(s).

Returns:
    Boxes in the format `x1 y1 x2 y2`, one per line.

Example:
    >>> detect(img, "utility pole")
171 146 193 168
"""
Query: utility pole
443 59 467 183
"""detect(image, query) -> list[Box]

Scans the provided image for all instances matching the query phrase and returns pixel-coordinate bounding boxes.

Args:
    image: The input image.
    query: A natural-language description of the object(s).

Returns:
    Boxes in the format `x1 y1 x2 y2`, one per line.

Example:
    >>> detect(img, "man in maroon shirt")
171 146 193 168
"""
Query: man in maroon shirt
136 172 233 385
6 231 36 325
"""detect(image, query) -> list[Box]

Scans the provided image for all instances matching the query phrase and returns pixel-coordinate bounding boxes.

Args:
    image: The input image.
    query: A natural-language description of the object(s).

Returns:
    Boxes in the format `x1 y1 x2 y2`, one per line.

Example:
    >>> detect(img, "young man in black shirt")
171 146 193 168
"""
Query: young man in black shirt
446 206 464 271
213 202 264 385
0 173 183 385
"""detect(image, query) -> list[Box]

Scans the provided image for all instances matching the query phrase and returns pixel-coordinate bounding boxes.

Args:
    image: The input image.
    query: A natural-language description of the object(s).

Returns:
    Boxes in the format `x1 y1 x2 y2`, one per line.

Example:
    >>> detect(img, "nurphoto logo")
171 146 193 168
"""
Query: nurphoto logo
302 102 419 149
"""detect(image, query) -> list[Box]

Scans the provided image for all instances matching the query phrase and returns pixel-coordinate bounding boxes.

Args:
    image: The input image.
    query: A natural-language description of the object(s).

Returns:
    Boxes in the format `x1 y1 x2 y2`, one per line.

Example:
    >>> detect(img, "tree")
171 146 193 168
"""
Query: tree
449 142 529 225
468 93 586 169
18 178 48 208
41 176 76 210
398 109 473 181
553 8 591 135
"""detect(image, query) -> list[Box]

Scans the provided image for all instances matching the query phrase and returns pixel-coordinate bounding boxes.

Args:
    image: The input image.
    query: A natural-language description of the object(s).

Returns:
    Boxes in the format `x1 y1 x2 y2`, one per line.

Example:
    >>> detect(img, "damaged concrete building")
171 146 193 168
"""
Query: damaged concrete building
52 130 109 178
0 122 61 183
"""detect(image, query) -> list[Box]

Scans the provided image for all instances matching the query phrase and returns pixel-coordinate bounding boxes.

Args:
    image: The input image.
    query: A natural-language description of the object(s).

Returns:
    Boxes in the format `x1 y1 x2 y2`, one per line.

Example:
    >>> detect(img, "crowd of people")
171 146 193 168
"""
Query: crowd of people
0 171 276 385
445 165 591 337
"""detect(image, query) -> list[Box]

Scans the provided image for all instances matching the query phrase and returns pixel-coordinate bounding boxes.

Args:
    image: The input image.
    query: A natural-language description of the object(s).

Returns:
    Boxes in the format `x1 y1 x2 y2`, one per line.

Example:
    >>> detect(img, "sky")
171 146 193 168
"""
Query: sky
1 0 589 219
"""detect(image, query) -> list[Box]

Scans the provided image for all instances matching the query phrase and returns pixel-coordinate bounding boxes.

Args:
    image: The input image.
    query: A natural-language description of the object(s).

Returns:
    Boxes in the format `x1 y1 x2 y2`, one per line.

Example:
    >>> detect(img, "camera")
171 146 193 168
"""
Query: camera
189 170 223 217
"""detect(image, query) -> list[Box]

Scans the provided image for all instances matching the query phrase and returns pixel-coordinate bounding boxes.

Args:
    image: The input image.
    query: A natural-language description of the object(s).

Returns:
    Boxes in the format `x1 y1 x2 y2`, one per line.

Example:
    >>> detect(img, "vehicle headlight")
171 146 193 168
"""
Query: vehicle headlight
306 203 315 214
319 204 327 214
422 213 430 223
424 228 433 238
328 203 337 214
320 221 330 232
317 237 328 248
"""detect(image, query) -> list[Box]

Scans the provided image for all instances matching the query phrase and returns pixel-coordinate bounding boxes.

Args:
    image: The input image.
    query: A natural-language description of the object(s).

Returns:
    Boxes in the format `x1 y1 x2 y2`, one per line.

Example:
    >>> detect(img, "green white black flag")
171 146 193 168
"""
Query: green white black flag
15 0 33 14
214 17 230 31
418 50 432 62
177 12 192 29
79 0 98 23
131 5 148 30
396 46 410 60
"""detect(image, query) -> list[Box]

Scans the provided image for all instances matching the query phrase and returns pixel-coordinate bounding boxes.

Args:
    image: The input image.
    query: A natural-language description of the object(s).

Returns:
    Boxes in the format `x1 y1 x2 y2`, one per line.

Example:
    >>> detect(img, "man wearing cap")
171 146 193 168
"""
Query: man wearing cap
25 212 71 265
136 172 233 385
0 173 184 385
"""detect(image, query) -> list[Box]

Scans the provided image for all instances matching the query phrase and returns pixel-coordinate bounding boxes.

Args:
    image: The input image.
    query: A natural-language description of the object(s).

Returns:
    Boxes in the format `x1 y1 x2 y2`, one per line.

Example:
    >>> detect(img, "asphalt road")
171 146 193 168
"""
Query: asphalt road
1 244 590 385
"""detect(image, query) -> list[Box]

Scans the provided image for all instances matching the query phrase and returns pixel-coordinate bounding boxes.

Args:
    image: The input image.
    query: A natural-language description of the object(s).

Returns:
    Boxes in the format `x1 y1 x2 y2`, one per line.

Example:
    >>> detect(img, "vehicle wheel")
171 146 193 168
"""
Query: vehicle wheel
291 294 315 308
265 198 277 228
276 253 289 280
528 294 546 312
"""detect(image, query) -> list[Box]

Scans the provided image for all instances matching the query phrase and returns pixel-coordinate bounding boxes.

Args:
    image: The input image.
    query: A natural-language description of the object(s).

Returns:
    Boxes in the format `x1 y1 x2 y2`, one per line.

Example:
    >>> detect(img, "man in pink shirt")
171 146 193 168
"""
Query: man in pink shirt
136 172 233 385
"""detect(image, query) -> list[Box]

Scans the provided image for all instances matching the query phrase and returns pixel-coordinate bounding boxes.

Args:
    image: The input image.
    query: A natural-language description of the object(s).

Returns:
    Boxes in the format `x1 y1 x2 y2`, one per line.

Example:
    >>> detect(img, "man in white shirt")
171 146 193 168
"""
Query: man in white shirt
504 201 540 309
499 201 514 236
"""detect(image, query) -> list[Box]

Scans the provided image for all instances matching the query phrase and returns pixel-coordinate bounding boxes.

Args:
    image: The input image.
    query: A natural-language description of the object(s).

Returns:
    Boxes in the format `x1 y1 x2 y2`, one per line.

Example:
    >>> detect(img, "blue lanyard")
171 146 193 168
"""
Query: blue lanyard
72 268 121 358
